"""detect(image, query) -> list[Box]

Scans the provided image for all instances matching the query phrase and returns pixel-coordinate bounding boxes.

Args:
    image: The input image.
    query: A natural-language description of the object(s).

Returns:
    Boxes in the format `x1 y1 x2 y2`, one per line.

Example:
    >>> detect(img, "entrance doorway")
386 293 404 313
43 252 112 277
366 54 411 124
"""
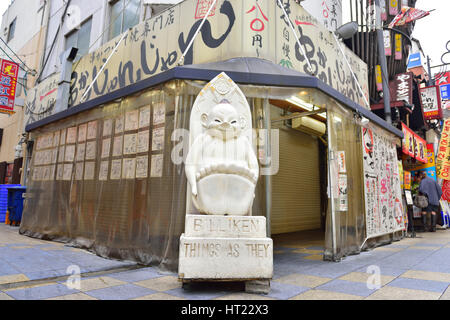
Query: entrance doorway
269 102 328 255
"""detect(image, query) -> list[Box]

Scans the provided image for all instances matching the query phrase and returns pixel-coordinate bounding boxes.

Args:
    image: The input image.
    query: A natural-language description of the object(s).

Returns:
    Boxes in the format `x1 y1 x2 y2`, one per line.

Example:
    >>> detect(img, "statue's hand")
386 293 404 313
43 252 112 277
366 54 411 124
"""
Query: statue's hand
191 184 198 197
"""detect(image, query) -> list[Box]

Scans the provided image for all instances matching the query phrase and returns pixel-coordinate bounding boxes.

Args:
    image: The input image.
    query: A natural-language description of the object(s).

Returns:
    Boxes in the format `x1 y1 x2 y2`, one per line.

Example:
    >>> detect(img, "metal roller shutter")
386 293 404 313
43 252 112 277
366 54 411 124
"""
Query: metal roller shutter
271 126 321 235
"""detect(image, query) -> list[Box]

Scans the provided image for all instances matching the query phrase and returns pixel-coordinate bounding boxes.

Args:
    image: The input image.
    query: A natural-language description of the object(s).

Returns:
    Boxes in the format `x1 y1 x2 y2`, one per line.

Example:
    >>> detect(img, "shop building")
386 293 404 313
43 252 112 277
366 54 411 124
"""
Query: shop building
20 0 405 272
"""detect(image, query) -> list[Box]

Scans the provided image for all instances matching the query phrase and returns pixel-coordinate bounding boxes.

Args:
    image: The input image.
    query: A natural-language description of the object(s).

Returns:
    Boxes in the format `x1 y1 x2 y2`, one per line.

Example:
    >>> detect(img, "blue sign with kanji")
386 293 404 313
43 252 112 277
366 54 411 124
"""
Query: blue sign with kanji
440 84 450 100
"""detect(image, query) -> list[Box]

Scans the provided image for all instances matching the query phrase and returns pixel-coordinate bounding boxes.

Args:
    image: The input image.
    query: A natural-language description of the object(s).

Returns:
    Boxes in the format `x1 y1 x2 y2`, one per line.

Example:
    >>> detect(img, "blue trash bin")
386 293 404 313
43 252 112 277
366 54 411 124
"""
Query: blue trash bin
0 185 20 223
6 186 27 226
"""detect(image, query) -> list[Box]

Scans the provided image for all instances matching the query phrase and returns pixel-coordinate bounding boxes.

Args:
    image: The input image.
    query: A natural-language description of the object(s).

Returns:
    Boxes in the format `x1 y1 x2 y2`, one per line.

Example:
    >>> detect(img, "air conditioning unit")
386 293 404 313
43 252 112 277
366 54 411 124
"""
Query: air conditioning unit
292 116 326 137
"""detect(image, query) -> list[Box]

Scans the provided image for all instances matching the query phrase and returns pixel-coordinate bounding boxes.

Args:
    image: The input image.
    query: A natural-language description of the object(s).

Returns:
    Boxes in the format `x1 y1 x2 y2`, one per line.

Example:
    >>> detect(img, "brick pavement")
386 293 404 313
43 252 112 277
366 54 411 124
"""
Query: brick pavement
2 224 450 300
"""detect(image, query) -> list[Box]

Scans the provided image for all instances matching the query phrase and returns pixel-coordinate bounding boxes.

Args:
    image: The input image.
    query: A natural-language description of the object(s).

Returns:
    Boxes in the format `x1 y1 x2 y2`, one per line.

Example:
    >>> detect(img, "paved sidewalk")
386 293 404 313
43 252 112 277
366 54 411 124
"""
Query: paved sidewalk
2 223 450 300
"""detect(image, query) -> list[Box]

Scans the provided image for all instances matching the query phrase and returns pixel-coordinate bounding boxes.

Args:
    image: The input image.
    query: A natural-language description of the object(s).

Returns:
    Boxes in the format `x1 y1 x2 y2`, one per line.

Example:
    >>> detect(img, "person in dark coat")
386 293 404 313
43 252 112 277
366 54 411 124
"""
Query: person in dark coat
418 171 443 232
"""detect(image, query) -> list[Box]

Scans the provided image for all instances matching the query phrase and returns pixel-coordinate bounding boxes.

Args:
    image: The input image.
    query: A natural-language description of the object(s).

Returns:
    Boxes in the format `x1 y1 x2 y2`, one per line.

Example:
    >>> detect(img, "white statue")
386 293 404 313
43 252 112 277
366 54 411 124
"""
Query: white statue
185 73 259 216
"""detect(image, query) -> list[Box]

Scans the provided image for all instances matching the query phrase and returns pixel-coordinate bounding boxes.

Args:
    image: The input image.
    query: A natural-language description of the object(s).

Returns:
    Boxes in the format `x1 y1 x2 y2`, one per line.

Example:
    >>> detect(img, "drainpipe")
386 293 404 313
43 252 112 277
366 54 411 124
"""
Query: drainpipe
54 47 78 113
375 0 392 124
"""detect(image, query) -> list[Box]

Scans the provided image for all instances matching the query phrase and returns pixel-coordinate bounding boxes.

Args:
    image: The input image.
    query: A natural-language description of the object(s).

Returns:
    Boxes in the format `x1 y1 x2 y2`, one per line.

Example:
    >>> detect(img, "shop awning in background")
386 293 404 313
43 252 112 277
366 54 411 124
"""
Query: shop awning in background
26 58 403 138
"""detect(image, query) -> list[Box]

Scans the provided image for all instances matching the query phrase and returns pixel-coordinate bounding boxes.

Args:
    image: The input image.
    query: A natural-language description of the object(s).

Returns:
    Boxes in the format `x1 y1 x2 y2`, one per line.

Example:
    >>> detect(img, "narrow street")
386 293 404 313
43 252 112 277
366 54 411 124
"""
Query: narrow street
2 224 450 300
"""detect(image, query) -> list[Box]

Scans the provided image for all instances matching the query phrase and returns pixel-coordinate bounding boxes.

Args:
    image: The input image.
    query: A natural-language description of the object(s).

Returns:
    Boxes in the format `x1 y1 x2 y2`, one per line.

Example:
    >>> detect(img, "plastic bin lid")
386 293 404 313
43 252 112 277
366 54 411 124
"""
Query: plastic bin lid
6 186 27 191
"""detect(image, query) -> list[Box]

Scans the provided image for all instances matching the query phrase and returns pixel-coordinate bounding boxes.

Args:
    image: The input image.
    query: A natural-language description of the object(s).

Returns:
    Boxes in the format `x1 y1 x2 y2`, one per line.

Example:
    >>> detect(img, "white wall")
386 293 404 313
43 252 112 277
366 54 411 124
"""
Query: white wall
40 0 106 80
0 0 46 60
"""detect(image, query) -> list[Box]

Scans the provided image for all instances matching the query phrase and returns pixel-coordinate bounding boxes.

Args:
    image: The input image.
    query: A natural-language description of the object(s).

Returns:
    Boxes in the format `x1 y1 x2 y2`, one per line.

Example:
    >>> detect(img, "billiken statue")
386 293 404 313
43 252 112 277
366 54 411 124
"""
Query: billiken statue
185 95 259 216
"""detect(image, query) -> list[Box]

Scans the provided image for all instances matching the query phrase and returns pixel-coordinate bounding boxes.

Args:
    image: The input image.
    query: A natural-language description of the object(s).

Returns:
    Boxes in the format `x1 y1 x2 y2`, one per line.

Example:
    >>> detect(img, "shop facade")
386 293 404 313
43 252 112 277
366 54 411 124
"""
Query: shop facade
20 0 404 271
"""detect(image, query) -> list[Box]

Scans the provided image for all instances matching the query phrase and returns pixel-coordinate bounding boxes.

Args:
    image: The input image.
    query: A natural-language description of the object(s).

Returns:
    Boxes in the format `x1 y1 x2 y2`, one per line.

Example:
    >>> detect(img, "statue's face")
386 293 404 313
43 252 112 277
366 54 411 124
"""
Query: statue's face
202 103 243 138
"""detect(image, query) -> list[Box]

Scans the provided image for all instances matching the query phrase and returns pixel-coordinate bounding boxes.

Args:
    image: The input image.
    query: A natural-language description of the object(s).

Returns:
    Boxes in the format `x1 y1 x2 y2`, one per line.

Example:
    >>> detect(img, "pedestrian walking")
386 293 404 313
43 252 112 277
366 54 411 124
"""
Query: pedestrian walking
418 172 443 232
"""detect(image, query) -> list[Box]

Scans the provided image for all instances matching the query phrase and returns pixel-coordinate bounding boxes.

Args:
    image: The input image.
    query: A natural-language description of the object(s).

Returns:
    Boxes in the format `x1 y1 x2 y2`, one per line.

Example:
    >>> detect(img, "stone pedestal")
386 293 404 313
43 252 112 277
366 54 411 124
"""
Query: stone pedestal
179 215 273 289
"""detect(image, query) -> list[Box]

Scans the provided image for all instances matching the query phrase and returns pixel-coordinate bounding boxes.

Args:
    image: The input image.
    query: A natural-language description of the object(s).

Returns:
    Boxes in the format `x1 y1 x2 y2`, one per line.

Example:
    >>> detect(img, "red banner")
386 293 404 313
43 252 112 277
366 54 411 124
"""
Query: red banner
414 134 427 164
402 123 415 157
442 180 450 201
0 58 19 114
388 6 430 28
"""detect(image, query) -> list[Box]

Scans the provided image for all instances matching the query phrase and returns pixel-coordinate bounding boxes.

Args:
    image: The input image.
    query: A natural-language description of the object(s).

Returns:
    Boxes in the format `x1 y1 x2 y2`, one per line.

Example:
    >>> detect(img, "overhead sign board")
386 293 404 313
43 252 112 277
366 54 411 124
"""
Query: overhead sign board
407 52 422 69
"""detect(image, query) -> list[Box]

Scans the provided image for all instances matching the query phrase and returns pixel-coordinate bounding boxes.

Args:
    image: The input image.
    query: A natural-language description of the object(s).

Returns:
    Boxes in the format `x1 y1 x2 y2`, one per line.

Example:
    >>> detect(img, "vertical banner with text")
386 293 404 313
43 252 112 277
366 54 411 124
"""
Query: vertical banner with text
0 58 19 115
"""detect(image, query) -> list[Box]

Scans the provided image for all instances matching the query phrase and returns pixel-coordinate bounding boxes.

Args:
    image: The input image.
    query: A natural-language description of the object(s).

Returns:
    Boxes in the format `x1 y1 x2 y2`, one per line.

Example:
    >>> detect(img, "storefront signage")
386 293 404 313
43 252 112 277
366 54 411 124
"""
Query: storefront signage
65 0 369 111
420 85 443 120
390 72 413 104
24 73 59 127
0 58 19 115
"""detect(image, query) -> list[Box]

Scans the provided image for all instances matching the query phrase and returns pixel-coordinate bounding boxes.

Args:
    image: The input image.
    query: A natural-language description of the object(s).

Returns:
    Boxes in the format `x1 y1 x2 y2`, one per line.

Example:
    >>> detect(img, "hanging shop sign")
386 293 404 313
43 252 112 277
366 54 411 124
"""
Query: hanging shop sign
0 58 19 115
420 85 443 120
437 119 450 180
390 72 413 104
65 0 369 111
381 0 387 21
389 0 399 16
394 34 402 60
384 30 392 56
413 134 427 164
398 161 404 188
376 65 383 92
362 123 404 238
404 171 411 190
401 122 415 157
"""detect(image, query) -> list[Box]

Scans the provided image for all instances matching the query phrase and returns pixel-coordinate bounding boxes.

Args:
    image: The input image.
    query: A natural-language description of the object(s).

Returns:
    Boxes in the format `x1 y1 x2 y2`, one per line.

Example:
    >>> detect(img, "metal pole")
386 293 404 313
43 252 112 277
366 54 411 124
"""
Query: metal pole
327 114 338 260
375 0 392 124
427 56 435 86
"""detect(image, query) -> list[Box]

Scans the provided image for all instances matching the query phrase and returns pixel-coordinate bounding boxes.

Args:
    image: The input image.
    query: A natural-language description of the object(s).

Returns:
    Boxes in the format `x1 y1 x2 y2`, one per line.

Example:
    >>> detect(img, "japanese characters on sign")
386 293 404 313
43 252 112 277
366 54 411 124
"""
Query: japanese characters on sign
0 58 19 115
437 119 450 180
300 0 343 32
420 85 443 120
362 123 405 238
390 72 413 104
63 0 369 112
